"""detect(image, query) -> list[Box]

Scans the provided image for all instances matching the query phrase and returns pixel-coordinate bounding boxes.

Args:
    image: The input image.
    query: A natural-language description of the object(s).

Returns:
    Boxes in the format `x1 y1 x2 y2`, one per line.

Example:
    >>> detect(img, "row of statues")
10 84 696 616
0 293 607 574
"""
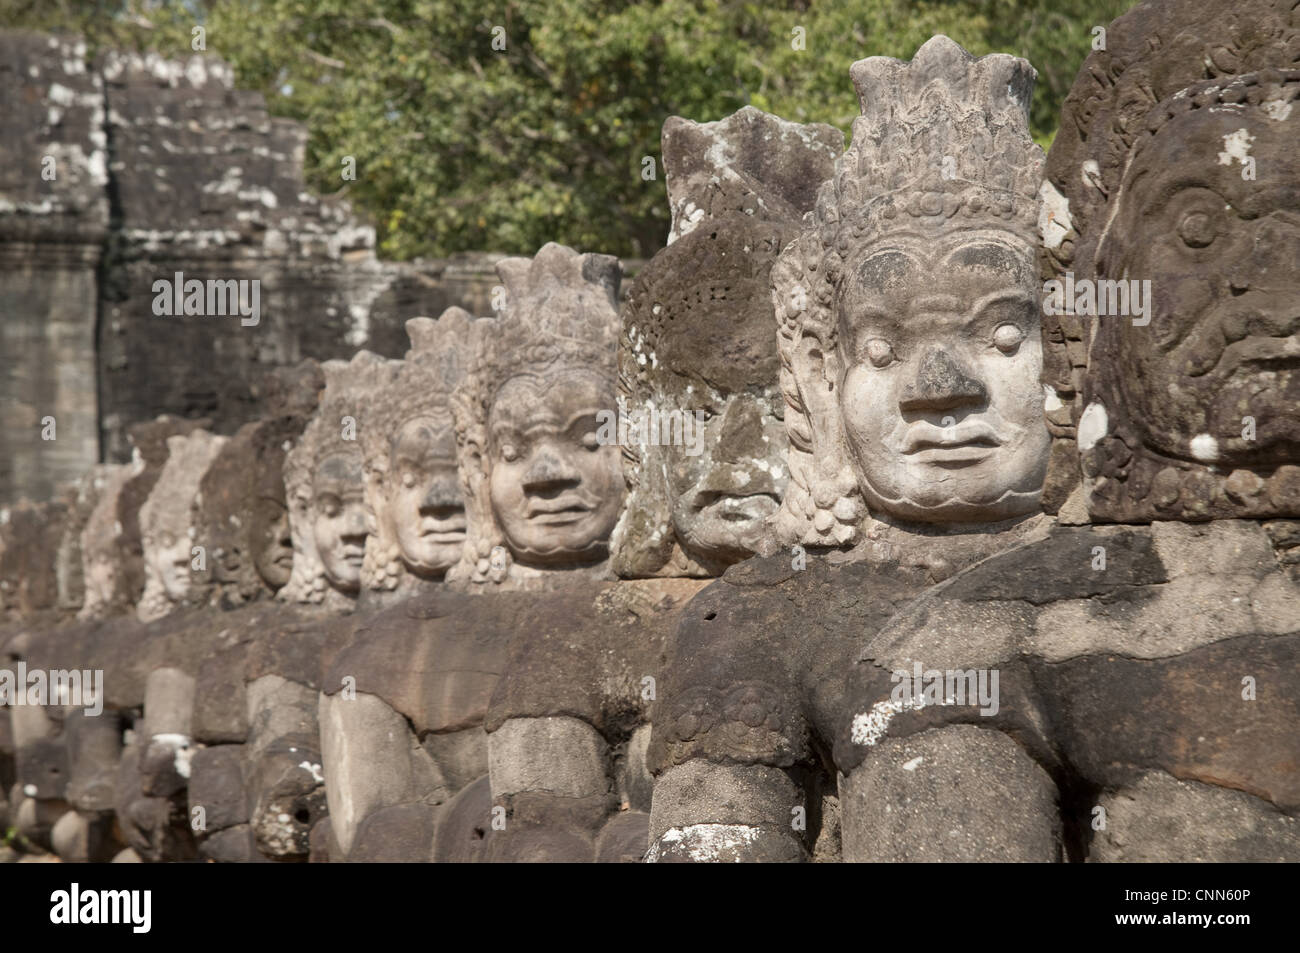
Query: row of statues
1 0 1297 862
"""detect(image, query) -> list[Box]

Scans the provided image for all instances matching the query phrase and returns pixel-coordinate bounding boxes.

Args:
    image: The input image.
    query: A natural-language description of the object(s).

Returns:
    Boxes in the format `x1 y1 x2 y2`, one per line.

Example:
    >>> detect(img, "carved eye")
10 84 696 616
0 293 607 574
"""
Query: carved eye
993 323 1025 353
865 338 895 367
1178 210 1217 248
500 443 518 463
401 471 416 489
581 431 600 450
319 497 340 518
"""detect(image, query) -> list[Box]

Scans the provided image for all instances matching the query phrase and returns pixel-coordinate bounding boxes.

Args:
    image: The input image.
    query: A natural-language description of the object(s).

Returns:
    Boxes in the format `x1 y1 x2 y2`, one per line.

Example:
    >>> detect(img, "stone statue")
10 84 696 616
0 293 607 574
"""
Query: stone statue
1040 0 1300 521
612 107 841 577
838 1 1300 862
195 360 323 606
281 352 396 610
451 243 624 589
137 430 228 622
359 311 486 598
0 495 69 621
76 464 136 620
78 415 210 621
54 468 120 614
769 36 1050 551
466 108 840 863
317 251 625 859
647 36 1055 861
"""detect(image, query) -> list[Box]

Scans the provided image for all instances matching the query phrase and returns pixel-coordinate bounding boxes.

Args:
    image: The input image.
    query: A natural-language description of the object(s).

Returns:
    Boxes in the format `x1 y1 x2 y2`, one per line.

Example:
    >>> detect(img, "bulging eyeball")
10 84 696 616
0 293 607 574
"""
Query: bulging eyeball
993 323 1025 353
866 338 895 367
1178 210 1217 249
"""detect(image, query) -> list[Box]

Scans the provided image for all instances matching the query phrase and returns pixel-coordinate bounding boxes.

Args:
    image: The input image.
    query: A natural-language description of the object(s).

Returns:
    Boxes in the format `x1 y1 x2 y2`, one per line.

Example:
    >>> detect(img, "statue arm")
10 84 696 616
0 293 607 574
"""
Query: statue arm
840 724 1062 862
646 759 809 862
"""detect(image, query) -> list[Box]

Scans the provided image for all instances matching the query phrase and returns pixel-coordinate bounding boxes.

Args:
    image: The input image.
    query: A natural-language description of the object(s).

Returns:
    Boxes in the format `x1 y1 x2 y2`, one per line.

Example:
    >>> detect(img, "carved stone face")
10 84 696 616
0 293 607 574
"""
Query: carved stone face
836 233 1050 522
144 529 193 602
251 496 293 588
85 551 115 608
665 393 786 564
311 452 367 591
388 415 466 574
488 369 623 564
1106 106 1300 467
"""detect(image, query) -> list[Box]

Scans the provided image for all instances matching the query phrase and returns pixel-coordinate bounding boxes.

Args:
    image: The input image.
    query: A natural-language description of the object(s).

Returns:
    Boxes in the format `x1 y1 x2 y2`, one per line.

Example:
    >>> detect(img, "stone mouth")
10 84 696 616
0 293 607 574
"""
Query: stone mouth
906 436 999 452
420 530 467 543
526 495 594 521
526 506 591 525
902 421 1001 455
695 493 778 525
418 514 467 539
906 442 999 467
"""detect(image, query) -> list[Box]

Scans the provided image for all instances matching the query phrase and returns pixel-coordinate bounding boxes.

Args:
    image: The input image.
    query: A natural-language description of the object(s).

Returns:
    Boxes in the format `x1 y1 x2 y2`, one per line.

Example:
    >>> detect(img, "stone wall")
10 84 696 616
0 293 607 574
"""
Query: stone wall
0 31 506 504
0 33 108 505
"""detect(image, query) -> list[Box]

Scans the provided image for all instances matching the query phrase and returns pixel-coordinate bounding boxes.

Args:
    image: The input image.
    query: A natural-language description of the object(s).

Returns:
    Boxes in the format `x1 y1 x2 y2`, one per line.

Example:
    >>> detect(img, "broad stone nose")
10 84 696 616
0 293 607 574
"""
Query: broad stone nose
340 504 368 539
713 401 767 465
898 346 987 413
420 473 461 512
522 447 579 493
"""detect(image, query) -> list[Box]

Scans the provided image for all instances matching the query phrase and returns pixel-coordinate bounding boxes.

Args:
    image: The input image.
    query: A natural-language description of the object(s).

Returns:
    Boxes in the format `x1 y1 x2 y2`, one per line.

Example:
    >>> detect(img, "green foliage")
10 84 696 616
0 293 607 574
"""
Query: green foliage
0 1 202 56
2 0 1133 258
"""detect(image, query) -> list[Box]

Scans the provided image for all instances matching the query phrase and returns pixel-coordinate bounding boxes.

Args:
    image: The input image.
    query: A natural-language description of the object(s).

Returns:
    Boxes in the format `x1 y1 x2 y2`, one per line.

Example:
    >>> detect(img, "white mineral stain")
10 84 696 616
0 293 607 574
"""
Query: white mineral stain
1038 181 1073 250
1190 433 1219 462
1217 128 1256 166
646 824 760 862
1077 401 1108 452
1262 99 1293 122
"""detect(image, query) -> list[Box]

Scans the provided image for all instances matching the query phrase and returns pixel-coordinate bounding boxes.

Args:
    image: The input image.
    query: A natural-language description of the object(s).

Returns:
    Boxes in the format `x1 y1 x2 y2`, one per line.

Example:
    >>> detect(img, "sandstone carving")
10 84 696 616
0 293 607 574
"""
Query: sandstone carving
648 36 1056 862
1040 0 1300 521
475 108 840 863
770 35 1049 549
78 415 210 621
452 243 623 588
834 2 1300 863
359 311 487 597
4 14 1297 869
612 107 841 577
0 496 69 621
137 431 229 622
195 361 324 607
839 520 1300 861
281 352 396 609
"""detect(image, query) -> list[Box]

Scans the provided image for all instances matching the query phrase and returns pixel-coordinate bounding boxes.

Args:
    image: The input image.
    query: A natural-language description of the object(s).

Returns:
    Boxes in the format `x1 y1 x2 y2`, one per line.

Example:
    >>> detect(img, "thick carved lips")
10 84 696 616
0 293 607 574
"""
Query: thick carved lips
419 515 467 543
1215 333 1300 376
903 421 1002 465
526 495 594 525
697 493 778 526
